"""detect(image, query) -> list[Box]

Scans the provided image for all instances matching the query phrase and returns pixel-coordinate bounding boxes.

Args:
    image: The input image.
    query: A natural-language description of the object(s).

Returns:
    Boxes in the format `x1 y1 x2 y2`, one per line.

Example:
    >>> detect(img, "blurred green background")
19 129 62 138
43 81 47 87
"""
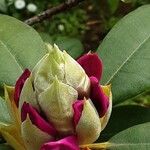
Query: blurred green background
0 0 150 106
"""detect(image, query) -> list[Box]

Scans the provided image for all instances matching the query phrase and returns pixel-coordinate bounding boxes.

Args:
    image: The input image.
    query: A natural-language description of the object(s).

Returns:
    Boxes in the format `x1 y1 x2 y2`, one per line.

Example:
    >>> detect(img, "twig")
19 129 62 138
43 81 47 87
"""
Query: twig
25 0 85 25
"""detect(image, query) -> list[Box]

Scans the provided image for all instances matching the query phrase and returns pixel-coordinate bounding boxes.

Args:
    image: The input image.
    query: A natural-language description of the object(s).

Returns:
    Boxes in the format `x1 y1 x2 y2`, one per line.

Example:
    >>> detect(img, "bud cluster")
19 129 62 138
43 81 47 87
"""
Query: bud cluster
6 44 112 150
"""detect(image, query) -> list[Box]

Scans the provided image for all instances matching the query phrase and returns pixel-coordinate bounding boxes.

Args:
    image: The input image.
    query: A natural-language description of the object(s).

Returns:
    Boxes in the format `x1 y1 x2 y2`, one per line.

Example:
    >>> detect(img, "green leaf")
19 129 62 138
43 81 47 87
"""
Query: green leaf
55 36 84 59
0 15 46 89
40 33 84 59
39 32 53 44
98 5 150 104
0 96 12 125
99 105 150 141
108 122 150 149
0 144 14 150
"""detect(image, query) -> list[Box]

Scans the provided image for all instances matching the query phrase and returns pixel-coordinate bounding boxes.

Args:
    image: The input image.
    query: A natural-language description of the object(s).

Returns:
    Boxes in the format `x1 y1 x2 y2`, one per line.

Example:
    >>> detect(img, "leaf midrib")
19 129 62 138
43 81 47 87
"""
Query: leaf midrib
110 142 150 147
105 34 150 85
0 40 23 71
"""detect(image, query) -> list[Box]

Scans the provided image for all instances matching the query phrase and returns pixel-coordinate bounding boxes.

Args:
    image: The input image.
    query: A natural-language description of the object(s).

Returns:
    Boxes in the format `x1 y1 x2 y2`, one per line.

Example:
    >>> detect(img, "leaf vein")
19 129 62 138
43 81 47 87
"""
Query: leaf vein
0 40 23 71
106 34 150 84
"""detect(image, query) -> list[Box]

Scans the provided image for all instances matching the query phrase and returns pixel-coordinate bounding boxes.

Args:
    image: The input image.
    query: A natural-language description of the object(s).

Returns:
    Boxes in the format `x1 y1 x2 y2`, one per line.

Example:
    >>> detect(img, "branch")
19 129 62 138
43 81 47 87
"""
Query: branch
25 0 85 25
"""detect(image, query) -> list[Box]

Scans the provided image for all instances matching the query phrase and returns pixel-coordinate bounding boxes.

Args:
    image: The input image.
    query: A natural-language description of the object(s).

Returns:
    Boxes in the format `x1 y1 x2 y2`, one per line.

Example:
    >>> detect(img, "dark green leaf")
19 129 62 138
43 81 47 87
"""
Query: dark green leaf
0 137 5 144
55 36 84 59
108 122 150 149
40 33 84 59
98 5 150 104
99 105 150 141
107 0 119 14
0 15 46 89
0 144 14 150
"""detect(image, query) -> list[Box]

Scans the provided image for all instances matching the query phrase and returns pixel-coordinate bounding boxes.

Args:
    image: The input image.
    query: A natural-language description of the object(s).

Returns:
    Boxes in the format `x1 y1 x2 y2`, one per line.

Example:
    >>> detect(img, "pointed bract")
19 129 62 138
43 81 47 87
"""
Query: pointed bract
19 77 39 112
38 78 77 135
75 99 101 145
77 53 103 81
21 116 54 150
90 76 109 117
33 52 64 93
14 69 31 106
72 100 84 127
63 51 90 98
100 85 112 130
3 85 26 150
21 102 57 136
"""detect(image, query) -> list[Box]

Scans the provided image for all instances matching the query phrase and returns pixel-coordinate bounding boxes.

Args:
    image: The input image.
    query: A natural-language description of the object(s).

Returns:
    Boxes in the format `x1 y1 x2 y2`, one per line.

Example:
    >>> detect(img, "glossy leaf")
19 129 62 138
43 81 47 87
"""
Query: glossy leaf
40 33 84 59
99 105 150 141
55 36 84 59
98 5 150 104
0 15 46 89
108 122 150 149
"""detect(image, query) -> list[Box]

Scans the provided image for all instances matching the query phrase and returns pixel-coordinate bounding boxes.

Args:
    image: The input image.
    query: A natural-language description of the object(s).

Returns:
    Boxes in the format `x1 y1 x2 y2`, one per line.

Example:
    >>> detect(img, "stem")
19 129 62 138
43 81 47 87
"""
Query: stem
25 0 85 25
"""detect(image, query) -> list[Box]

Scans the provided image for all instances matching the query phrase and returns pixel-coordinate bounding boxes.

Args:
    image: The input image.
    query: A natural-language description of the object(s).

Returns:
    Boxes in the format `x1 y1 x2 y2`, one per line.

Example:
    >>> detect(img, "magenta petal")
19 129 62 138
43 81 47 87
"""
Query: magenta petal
40 136 80 150
77 53 103 80
90 76 109 117
14 69 31 106
72 100 84 127
21 102 57 136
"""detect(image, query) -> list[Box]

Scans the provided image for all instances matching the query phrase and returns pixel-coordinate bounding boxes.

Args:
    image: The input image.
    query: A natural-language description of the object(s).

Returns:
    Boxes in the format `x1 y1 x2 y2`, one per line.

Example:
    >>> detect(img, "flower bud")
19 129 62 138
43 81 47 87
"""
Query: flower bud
32 44 90 98
3 44 112 150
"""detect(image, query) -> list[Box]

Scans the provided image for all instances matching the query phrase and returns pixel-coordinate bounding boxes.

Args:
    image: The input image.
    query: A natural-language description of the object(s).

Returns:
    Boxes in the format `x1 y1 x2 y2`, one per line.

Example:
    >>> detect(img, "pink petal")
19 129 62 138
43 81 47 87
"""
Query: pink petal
14 69 31 106
77 53 103 81
90 76 109 117
72 100 84 127
40 136 80 150
21 102 57 136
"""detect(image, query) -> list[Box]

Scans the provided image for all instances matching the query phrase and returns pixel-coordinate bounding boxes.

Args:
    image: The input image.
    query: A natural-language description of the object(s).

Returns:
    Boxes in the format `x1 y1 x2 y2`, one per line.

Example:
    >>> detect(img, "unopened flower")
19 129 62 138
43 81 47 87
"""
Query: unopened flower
27 3 37 13
3 44 112 150
14 0 26 10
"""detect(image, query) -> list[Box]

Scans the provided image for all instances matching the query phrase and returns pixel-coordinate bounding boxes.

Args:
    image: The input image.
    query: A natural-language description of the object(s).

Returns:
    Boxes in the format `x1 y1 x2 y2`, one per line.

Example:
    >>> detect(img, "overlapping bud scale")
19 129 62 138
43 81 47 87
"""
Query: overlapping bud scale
11 44 112 150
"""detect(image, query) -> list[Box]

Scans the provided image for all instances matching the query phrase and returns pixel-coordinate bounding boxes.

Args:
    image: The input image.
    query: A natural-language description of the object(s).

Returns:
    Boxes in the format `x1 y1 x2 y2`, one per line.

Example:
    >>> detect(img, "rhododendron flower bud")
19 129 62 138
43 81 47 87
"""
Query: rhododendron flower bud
33 44 90 98
5 44 112 150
